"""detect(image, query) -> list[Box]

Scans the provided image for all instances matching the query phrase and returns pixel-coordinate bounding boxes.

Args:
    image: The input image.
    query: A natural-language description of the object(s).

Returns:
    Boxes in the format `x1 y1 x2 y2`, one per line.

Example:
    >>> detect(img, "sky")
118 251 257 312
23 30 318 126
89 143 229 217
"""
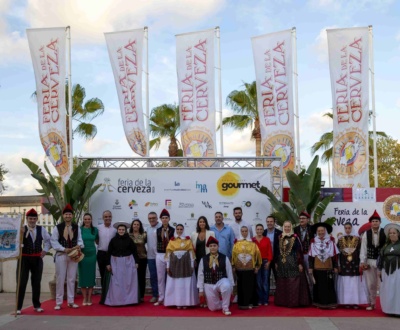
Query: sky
1 0 400 196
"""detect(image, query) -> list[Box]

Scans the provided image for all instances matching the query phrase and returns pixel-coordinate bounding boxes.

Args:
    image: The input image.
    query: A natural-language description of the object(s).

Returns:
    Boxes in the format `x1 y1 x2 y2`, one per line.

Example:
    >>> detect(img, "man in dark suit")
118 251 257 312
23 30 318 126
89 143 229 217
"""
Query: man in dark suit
262 215 282 302
293 211 314 293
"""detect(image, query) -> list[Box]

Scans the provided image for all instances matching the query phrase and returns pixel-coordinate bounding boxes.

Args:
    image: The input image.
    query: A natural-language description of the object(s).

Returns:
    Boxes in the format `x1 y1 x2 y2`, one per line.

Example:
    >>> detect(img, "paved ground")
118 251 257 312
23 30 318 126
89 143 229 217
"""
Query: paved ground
0 293 399 330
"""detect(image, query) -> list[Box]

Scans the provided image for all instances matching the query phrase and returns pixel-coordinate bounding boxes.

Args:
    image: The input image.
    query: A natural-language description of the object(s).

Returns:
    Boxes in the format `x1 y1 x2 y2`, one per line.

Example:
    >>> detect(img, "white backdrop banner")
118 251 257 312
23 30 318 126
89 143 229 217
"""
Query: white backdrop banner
327 27 370 188
27 27 70 180
0 215 22 260
251 30 295 185
90 168 272 233
105 29 147 156
176 29 217 158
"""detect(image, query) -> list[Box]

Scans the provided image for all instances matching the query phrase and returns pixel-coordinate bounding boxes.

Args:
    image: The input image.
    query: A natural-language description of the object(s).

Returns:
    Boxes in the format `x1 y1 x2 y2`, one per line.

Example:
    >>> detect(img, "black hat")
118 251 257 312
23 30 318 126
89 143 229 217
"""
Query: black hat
311 222 333 234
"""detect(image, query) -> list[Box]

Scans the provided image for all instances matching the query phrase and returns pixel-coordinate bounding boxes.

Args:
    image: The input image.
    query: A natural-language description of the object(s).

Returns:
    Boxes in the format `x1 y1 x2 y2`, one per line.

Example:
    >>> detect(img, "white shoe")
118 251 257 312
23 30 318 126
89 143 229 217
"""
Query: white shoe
54 305 61 310
223 310 231 316
154 300 163 306
34 308 44 313
366 305 375 311
16 310 21 315
68 303 79 309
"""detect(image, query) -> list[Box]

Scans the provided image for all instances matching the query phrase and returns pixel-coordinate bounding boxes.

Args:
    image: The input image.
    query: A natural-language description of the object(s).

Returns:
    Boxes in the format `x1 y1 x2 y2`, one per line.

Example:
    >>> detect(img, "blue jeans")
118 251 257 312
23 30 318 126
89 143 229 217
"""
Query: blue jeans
147 259 158 298
256 260 270 304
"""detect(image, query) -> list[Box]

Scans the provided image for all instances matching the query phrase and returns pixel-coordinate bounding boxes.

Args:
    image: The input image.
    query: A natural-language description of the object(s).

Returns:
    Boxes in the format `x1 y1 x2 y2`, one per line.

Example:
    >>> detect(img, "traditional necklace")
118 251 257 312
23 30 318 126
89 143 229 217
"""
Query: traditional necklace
338 235 359 262
279 236 295 263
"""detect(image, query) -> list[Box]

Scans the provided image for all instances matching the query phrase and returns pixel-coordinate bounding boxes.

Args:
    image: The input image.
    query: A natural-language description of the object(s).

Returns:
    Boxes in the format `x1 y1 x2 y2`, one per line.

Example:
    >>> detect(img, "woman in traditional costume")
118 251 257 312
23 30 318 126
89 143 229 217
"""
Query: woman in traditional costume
274 221 311 307
164 224 199 308
308 222 338 309
78 213 98 306
104 222 139 306
231 226 262 310
129 219 147 302
378 223 400 316
336 222 368 308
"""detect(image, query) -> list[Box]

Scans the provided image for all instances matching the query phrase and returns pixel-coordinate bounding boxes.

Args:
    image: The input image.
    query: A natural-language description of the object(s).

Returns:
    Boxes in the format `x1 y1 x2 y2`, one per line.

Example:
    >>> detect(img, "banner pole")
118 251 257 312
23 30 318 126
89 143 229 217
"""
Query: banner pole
144 27 150 157
66 26 73 174
15 212 25 317
292 27 301 173
216 26 224 156
369 25 378 187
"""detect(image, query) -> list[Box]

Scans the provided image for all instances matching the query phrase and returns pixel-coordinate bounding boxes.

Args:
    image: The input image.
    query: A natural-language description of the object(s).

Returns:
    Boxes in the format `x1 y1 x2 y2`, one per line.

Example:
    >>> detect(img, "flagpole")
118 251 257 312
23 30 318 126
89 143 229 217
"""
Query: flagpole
292 27 301 173
15 211 25 317
369 25 378 187
144 26 150 157
215 26 224 156
66 26 73 173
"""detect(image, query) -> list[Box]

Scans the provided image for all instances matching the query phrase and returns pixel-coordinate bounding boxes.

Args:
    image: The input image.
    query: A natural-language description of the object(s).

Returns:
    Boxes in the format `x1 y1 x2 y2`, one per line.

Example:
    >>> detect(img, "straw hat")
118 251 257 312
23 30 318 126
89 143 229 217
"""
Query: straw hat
68 249 84 263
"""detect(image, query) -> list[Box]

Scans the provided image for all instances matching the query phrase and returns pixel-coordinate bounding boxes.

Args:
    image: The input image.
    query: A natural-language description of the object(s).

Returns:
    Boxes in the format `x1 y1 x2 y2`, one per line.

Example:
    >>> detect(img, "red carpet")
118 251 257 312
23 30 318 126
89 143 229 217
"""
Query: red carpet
20 295 385 317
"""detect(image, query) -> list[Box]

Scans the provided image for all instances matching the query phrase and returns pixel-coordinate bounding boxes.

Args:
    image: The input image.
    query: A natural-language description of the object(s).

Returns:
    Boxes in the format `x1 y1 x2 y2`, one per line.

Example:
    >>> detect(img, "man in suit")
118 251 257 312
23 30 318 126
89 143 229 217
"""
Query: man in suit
262 215 282 302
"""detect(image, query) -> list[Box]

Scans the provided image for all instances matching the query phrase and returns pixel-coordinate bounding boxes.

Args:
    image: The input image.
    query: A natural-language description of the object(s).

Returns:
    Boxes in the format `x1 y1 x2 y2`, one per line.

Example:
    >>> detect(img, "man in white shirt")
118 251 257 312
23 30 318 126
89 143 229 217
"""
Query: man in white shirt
96 210 116 302
146 211 161 303
51 204 84 310
17 208 51 315
229 207 253 239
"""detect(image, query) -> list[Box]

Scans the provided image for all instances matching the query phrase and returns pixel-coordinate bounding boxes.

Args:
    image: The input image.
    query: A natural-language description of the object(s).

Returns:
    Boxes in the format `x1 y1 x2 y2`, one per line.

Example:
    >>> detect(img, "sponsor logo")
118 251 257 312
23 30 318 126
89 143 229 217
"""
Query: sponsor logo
165 199 172 209
242 201 252 208
175 181 180 186
219 201 233 208
263 133 295 171
144 201 159 207
333 129 367 179
185 213 196 222
117 178 155 193
383 195 400 223
99 178 116 192
217 171 261 198
253 212 262 222
196 181 207 193
179 202 194 208
112 199 122 210
202 201 212 209
128 200 138 209
41 132 69 176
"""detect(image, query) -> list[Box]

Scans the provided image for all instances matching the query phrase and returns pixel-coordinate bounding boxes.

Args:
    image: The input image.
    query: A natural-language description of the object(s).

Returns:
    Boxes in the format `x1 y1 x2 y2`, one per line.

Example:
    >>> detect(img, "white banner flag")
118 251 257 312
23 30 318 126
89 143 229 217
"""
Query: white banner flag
105 29 147 156
0 215 22 260
176 29 217 158
27 28 70 180
252 30 295 184
327 27 370 188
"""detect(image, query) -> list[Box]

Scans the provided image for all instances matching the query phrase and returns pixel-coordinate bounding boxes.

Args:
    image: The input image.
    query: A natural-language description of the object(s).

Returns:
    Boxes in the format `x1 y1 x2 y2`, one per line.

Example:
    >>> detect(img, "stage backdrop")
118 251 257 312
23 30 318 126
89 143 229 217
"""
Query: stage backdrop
89 168 272 233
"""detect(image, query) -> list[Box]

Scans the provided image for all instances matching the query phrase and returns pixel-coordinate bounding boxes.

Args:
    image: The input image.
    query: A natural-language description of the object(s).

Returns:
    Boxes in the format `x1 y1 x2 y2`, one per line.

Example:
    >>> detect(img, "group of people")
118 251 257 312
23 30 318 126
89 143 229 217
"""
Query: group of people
16 205 400 317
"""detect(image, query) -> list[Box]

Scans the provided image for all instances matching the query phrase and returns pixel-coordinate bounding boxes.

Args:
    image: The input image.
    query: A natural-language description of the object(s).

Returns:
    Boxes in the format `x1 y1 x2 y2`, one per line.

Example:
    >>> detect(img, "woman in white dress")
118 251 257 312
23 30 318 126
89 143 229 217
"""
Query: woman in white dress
164 224 199 309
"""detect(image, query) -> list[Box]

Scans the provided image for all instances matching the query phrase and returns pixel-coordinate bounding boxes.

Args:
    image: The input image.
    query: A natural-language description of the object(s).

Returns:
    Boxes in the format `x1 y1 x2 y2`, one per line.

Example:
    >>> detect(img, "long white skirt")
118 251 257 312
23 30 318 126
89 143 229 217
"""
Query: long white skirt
381 268 400 315
105 255 139 306
164 272 199 307
336 275 368 305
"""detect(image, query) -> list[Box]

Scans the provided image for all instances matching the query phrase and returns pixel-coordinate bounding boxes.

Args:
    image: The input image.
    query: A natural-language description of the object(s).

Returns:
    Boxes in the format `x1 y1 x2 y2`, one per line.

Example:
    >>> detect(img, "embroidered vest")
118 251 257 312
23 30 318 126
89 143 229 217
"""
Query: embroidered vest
22 225 43 254
202 253 227 285
56 223 78 248
366 228 386 260
156 226 175 253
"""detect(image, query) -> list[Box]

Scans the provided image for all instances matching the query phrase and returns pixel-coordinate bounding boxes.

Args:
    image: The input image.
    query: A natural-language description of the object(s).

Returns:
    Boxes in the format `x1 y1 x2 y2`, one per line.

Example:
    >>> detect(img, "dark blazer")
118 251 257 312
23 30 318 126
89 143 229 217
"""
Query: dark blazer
293 224 314 254
263 228 283 257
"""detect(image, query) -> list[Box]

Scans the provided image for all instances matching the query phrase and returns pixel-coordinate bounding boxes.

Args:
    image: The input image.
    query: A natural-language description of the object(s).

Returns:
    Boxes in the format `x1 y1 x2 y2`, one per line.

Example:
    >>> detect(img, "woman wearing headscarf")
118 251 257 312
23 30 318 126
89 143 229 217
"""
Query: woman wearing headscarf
190 216 215 278
308 222 338 309
104 221 139 306
377 223 400 316
231 226 262 310
336 222 368 308
164 224 199 308
274 221 311 307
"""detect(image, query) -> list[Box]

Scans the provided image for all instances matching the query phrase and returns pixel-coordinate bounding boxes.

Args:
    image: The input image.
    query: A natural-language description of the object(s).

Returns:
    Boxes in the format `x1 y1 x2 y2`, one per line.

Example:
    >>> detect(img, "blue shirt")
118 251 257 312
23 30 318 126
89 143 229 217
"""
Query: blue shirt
210 224 235 259
266 230 275 253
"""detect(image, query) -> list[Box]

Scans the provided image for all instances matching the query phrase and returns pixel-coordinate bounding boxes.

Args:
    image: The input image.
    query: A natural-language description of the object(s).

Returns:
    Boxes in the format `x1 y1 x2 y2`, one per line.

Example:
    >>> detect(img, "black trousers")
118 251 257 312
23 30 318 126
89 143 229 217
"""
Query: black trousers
97 250 108 287
17 256 43 310
137 258 148 299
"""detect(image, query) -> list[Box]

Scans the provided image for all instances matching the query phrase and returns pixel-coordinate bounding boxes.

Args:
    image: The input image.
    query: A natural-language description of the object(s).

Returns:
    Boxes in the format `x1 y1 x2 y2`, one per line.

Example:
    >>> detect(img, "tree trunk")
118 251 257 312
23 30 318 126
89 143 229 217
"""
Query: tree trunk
169 137 178 167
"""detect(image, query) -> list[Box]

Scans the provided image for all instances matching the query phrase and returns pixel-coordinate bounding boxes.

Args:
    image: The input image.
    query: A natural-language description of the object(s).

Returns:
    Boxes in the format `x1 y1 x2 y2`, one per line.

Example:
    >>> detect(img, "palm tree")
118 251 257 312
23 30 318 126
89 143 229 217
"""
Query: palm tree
149 104 181 157
223 81 261 156
32 83 105 141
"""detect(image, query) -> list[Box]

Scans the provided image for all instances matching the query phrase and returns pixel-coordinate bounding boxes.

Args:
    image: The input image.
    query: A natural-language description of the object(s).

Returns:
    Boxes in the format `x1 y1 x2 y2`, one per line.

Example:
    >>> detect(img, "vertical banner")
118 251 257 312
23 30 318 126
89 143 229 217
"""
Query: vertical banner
327 27 370 188
104 29 147 157
251 30 295 185
27 28 70 180
176 29 217 158
0 215 22 260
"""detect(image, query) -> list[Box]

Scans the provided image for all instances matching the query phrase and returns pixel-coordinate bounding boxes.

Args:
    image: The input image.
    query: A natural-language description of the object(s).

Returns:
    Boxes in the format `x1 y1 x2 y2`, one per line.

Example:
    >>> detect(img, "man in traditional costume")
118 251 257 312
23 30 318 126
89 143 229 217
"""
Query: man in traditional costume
51 204 84 310
197 236 234 315
154 209 175 306
17 208 51 315
360 210 386 310
336 222 368 308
